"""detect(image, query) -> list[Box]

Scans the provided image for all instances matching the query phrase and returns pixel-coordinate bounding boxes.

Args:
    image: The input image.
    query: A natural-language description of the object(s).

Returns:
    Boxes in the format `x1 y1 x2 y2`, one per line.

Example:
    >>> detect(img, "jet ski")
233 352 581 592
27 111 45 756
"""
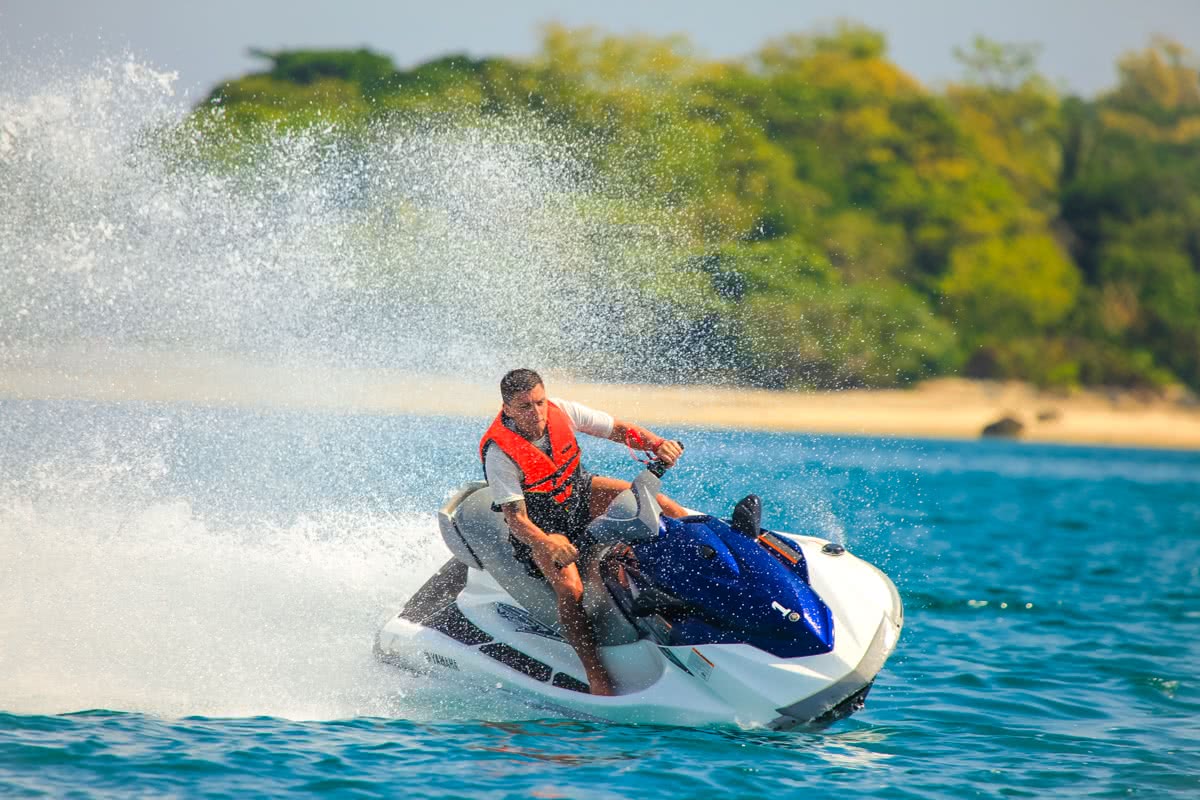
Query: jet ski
375 457 903 729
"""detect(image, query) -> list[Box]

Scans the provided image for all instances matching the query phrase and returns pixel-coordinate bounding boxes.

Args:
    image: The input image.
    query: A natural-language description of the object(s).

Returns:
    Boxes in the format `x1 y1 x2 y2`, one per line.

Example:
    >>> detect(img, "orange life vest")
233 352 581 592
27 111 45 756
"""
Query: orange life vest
479 401 581 505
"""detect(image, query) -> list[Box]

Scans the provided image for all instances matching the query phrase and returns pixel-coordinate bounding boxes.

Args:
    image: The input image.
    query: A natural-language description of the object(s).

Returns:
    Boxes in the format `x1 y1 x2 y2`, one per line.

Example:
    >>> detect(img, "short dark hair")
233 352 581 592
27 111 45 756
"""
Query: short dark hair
500 368 543 403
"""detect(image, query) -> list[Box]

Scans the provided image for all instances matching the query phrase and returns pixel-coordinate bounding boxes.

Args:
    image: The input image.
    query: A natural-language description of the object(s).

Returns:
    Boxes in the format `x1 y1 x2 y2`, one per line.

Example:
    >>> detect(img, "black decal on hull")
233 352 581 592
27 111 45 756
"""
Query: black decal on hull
480 643 552 682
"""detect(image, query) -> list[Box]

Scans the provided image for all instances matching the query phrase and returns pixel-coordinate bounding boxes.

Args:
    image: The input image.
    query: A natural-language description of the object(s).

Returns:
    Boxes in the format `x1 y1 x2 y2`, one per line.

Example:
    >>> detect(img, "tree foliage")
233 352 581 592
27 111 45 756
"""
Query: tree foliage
189 29 1200 391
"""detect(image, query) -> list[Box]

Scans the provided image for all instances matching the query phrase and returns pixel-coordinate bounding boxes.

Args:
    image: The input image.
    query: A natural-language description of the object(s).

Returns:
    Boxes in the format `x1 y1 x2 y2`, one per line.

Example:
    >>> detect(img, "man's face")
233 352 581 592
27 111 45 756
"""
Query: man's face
503 383 549 440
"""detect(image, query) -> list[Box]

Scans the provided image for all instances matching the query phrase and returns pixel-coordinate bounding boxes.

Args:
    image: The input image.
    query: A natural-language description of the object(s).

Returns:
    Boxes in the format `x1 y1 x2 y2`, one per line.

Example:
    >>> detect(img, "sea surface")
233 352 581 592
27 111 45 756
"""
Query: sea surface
1 399 1198 798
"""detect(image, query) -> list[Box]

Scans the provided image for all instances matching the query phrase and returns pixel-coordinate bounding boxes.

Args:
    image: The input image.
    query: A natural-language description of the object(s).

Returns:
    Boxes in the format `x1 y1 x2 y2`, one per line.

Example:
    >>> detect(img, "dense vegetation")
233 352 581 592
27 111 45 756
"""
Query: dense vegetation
193 25 1200 392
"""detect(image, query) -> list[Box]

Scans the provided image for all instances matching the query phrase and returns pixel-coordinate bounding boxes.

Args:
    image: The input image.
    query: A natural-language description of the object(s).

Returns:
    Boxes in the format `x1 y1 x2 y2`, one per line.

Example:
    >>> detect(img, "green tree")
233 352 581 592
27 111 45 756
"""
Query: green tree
737 280 959 389
947 37 1063 213
939 233 1081 339
1058 37 1200 387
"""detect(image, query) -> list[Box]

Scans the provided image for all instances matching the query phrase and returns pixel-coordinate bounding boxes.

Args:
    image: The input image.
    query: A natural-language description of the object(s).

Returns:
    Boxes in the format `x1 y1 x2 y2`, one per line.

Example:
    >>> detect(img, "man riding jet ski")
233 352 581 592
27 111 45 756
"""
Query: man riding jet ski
476 368 688 696
375 371 904 729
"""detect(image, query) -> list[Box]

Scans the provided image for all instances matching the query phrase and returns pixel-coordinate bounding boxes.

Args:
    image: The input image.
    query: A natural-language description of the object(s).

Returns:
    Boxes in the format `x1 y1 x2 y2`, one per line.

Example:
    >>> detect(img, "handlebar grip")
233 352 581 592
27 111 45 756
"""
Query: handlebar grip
648 440 683 478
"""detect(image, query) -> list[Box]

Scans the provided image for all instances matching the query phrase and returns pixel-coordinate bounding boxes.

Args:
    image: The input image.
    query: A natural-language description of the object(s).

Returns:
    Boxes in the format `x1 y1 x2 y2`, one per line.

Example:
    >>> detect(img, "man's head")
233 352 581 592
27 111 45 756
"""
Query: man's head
500 368 548 440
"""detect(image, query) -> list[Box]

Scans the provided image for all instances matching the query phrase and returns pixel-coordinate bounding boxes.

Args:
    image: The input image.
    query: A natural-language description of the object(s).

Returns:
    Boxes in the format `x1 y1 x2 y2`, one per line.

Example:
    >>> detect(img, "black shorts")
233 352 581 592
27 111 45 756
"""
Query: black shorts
508 471 595 581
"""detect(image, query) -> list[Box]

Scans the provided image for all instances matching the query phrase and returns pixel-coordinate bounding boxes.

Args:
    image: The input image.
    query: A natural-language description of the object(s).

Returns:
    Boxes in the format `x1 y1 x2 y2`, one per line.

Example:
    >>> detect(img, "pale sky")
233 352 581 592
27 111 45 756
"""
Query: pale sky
3 1 1198 100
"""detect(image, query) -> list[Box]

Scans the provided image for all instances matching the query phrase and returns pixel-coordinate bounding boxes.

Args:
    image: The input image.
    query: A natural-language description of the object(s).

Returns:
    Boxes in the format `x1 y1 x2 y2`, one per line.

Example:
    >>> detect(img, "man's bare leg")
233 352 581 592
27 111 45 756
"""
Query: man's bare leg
589 475 688 520
531 537 615 696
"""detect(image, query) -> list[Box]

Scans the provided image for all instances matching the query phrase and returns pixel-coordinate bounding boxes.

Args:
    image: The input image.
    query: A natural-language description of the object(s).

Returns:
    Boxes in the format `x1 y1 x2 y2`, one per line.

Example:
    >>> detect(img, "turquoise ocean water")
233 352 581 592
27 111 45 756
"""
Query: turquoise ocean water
1 399 1197 798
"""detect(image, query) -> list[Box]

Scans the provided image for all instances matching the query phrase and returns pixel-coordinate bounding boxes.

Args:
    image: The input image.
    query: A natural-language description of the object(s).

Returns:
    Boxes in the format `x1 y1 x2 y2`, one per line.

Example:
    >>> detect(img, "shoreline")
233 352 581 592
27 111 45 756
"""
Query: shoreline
3 348 1200 451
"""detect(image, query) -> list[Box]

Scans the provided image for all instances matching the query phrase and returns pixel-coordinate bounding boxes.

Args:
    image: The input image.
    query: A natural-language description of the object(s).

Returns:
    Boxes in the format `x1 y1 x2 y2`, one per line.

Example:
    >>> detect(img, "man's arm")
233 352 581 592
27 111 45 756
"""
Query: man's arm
501 499 581 569
607 419 683 466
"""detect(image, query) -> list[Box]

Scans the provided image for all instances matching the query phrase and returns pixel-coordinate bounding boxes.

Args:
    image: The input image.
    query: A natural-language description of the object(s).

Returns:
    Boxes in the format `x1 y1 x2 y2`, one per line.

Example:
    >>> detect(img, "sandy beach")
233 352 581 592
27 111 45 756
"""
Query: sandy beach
3 348 1200 451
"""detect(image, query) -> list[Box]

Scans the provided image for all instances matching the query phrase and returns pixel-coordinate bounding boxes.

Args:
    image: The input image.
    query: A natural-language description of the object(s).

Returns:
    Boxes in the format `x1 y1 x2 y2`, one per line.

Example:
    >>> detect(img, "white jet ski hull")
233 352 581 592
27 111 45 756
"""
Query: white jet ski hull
376 531 902 729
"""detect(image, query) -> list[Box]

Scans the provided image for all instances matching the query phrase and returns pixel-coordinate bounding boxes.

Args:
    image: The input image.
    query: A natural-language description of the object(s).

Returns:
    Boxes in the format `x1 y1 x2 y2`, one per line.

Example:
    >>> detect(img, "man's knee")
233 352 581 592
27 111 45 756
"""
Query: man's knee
589 475 633 520
658 493 686 518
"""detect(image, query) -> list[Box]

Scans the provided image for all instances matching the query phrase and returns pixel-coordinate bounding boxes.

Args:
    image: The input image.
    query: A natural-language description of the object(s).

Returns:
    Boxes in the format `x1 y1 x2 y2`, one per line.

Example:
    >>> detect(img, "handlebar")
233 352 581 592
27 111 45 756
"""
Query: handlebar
648 440 684 478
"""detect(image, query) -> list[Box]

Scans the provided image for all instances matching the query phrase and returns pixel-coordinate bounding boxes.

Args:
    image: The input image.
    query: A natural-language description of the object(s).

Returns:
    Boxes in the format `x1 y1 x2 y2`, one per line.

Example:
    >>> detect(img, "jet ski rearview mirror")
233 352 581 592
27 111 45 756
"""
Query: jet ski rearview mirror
731 494 762 537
